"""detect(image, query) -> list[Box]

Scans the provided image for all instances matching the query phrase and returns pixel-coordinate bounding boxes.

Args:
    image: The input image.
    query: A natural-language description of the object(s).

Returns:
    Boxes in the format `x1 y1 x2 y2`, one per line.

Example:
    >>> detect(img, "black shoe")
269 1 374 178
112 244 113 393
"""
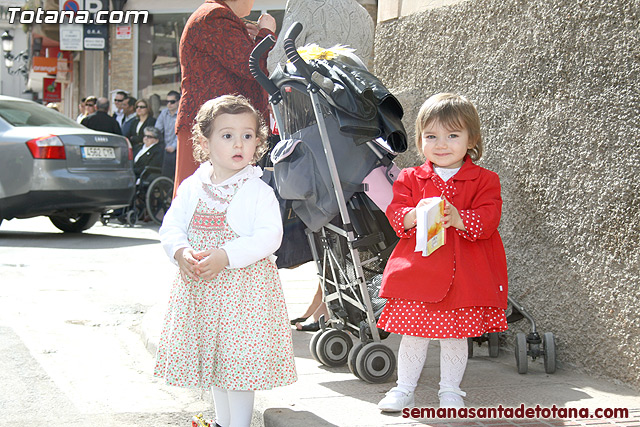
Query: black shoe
290 316 309 325
298 321 320 332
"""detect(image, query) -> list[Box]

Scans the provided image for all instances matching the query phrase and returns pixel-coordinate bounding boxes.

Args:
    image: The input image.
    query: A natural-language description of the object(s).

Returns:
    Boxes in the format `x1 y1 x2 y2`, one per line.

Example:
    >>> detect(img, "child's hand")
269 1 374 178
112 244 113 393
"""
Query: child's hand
442 198 465 231
193 248 230 280
403 208 418 230
175 248 199 281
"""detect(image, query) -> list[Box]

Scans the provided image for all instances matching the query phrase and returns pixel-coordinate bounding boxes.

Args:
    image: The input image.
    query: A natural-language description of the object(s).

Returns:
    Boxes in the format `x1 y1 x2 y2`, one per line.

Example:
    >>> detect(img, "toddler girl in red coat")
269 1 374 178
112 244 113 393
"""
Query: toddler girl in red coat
377 93 508 411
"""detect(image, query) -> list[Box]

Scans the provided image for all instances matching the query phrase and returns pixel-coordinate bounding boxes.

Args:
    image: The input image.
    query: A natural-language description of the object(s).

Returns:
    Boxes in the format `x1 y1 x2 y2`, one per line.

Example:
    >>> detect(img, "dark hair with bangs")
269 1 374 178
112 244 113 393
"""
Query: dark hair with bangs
191 95 269 164
415 93 483 161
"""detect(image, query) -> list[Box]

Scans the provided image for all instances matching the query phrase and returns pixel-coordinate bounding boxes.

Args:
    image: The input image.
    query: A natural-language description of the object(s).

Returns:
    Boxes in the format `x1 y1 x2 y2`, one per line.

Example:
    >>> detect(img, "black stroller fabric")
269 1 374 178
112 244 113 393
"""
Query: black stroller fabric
262 169 313 269
270 113 379 232
271 59 407 153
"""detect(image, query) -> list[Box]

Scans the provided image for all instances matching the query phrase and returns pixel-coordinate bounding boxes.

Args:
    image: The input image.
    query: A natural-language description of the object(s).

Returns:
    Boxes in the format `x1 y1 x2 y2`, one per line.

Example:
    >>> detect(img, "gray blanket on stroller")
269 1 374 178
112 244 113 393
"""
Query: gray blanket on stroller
270 114 379 232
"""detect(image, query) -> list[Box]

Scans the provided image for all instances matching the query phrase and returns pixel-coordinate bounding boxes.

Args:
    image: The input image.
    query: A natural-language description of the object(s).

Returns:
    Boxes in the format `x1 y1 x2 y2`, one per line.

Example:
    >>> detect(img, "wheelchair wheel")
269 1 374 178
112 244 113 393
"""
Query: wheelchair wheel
146 176 173 225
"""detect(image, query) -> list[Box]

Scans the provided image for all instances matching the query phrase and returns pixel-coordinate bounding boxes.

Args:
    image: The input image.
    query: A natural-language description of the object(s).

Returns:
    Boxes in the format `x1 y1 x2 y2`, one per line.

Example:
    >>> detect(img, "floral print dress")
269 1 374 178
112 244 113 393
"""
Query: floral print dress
154 177 297 390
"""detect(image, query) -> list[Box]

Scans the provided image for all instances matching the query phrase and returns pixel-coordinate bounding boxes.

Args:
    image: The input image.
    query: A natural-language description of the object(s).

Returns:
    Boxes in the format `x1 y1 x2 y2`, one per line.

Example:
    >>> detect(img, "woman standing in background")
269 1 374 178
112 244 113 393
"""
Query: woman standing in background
173 0 277 195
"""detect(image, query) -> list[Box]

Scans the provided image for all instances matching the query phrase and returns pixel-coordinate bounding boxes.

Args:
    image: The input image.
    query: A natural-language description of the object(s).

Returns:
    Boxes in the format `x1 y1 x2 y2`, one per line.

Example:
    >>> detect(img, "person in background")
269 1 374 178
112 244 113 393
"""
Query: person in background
127 98 156 150
156 90 180 179
121 96 138 138
174 0 276 195
82 96 98 121
376 93 508 411
156 95 296 427
112 91 128 127
133 126 165 179
76 97 87 123
266 0 375 73
81 97 121 135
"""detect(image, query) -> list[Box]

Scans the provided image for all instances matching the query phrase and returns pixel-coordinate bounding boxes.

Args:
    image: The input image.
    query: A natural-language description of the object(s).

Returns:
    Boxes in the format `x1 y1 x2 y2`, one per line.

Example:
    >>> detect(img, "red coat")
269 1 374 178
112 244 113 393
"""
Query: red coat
176 0 273 134
379 157 508 310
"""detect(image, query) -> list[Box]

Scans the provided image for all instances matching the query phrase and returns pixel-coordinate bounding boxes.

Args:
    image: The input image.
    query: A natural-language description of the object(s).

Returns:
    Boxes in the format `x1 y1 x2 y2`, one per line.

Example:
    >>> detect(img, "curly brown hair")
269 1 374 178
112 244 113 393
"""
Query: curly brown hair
191 95 269 164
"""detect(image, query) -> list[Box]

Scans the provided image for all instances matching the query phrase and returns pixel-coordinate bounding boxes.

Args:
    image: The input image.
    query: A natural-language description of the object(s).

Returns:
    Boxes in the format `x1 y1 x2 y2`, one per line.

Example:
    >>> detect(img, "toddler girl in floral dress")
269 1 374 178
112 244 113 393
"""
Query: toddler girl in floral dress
155 95 297 427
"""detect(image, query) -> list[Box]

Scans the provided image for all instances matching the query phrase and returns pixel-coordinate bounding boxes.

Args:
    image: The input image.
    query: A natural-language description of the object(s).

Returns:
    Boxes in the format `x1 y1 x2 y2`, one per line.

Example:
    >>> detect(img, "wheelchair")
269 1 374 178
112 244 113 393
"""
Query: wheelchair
101 166 173 226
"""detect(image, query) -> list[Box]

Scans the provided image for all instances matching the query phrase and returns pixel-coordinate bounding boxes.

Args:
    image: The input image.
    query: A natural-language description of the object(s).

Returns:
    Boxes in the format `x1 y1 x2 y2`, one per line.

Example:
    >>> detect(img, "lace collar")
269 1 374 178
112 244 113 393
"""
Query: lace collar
194 163 262 211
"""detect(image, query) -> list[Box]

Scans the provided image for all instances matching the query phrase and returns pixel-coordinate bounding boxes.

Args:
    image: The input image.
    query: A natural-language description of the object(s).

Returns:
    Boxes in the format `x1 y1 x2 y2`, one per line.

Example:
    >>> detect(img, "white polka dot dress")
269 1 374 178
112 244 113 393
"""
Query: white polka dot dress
154 180 297 390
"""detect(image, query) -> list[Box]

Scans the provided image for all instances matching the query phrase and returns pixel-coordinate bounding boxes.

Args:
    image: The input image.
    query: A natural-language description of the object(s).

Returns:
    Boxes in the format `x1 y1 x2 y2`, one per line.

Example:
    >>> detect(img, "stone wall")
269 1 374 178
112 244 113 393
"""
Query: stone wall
374 0 640 388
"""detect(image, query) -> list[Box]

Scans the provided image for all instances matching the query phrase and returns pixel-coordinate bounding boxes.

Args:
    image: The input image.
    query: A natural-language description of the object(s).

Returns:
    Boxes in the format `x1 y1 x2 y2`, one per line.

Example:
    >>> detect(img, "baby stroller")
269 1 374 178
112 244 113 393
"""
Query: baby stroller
250 23 407 383
468 296 557 375
101 166 173 226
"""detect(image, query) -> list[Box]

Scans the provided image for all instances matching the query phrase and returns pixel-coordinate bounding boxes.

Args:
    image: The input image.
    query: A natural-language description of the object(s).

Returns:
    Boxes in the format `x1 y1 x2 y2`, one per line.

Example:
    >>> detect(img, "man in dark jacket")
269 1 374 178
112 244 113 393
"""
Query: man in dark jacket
81 97 122 135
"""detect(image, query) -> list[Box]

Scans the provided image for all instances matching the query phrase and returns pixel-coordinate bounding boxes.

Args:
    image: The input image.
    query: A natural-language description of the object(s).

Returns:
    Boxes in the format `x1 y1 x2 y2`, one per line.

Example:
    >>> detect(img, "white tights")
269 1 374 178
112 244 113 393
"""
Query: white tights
211 386 255 427
396 335 468 394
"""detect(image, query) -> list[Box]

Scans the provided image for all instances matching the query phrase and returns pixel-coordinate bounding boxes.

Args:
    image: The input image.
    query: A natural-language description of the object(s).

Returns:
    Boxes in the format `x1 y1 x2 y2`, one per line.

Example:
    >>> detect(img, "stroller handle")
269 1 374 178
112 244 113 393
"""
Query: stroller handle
283 22 314 83
249 34 281 103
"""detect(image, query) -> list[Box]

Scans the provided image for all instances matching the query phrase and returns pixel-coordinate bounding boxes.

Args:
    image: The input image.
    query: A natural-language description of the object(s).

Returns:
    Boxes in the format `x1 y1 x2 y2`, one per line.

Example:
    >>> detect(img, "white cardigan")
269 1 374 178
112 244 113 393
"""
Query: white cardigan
159 163 283 269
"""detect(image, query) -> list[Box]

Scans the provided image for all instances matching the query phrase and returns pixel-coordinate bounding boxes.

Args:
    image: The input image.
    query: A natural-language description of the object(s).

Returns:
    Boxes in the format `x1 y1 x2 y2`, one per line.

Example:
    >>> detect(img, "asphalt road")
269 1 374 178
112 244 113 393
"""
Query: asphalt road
0 217 211 426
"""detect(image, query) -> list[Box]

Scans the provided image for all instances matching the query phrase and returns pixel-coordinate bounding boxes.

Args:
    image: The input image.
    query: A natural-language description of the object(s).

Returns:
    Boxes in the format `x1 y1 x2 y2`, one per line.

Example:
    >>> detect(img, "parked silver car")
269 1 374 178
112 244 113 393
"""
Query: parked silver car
0 95 135 232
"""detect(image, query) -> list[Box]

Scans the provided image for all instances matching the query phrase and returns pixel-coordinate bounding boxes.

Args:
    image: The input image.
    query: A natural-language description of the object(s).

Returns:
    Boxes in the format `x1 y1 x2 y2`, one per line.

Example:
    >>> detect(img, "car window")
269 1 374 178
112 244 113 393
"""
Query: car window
0 100 83 128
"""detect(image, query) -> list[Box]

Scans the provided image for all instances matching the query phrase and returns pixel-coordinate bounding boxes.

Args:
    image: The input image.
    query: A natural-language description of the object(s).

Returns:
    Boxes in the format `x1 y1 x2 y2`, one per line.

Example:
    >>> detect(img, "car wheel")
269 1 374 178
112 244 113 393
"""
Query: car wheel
49 213 101 233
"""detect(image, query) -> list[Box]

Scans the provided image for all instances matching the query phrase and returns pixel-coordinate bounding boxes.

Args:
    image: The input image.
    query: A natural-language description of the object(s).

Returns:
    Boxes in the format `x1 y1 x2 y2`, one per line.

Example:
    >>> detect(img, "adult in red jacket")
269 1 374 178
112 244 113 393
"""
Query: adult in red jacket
174 0 276 194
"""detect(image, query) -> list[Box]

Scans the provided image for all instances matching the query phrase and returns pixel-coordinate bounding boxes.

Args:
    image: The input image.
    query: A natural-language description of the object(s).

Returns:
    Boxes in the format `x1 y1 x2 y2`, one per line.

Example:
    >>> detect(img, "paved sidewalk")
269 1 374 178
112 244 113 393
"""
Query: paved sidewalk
142 262 640 427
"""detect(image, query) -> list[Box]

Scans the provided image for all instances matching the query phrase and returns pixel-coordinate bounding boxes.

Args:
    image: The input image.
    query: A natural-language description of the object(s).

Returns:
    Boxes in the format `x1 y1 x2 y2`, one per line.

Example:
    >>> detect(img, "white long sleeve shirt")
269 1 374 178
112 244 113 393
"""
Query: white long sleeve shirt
159 163 283 269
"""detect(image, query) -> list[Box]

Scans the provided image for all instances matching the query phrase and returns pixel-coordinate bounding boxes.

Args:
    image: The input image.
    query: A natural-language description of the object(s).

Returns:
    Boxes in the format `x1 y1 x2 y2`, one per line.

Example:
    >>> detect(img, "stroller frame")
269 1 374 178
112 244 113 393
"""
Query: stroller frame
251 22 556 379
251 23 400 383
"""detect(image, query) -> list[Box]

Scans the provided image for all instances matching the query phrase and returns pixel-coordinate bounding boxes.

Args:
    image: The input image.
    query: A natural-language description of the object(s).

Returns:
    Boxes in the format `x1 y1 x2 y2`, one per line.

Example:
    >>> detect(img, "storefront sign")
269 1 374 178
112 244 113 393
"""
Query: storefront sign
32 57 58 74
116 24 131 40
43 78 62 103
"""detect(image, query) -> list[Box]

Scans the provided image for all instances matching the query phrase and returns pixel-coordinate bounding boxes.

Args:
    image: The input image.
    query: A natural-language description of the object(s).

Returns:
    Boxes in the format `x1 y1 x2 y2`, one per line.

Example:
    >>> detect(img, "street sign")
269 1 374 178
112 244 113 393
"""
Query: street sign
62 0 82 12
60 24 83 51
116 24 131 40
83 24 108 50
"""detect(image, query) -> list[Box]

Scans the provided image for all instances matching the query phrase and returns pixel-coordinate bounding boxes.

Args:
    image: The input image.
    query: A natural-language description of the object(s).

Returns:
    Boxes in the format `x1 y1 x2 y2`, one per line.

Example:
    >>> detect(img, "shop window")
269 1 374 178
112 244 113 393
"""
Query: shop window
137 10 284 117
137 13 190 115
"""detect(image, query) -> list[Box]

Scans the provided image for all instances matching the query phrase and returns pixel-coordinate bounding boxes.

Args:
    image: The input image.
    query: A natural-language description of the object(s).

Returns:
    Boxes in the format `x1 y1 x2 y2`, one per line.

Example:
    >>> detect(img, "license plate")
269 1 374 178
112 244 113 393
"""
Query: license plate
82 146 115 159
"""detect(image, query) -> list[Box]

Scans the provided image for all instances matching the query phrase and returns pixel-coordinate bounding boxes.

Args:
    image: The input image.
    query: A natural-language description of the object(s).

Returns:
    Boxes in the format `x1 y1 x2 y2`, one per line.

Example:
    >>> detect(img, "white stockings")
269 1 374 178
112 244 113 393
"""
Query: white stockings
396 335 468 397
211 386 255 427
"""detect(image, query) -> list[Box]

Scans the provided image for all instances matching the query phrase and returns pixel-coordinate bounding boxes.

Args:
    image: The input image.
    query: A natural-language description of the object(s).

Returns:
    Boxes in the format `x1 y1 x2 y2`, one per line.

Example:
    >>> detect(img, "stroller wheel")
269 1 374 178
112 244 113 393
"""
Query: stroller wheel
515 332 528 374
309 329 324 364
543 332 557 374
316 329 353 367
488 332 500 358
355 342 396 384
467 337 474 358
347 341 365 380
